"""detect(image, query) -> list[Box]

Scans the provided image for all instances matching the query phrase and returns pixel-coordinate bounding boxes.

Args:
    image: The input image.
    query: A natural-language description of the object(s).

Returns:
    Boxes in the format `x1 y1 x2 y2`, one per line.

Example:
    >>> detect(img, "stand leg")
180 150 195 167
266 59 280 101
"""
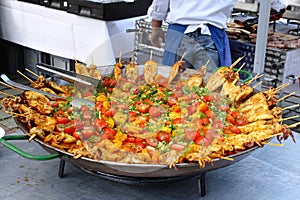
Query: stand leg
58 160 65 178
197 172 207 197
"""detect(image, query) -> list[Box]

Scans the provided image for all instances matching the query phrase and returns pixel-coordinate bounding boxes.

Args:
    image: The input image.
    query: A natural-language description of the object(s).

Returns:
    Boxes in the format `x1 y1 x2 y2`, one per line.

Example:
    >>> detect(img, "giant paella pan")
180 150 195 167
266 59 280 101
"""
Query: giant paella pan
0 57 297 195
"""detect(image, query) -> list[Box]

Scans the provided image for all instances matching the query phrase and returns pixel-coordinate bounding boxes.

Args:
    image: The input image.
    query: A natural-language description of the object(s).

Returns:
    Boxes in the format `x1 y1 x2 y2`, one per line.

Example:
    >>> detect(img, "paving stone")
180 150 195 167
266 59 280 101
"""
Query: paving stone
1 117 18 130
0 109 11 120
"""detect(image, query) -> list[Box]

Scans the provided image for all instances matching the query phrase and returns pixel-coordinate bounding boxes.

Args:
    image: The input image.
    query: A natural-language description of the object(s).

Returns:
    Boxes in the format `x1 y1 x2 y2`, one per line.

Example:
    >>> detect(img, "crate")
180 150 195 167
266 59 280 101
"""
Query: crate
40 0 68 10
67 0 152 21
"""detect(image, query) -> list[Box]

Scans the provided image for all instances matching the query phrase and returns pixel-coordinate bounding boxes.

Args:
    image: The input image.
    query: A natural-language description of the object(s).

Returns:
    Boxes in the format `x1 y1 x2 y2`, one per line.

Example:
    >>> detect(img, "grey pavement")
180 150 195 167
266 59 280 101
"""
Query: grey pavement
1 131 299 200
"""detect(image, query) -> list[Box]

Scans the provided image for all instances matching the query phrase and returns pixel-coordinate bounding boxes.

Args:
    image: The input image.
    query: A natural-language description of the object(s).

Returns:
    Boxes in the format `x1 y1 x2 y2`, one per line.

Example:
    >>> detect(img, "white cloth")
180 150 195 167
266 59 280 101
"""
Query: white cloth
149 0 237 35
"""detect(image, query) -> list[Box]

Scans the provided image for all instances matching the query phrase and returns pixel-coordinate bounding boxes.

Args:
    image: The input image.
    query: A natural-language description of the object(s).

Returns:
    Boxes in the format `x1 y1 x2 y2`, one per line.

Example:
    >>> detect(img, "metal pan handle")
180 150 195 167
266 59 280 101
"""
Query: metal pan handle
0 135 61 161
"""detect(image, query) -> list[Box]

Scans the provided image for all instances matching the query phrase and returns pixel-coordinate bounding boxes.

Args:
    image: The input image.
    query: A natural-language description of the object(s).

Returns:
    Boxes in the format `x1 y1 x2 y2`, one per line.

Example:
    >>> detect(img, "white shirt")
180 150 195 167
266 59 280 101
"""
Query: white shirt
149 0 237 34
149 0 288 35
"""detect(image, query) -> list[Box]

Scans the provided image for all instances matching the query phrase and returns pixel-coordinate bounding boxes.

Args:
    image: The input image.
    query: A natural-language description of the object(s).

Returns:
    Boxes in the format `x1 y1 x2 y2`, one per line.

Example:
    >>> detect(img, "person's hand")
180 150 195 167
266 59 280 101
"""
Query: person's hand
150 27 165 48
150 20 165 48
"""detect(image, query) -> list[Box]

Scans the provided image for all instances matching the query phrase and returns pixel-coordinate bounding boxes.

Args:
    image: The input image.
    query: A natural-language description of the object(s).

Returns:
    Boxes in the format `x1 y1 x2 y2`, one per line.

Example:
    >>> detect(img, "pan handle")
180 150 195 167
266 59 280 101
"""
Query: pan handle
0 135 61 161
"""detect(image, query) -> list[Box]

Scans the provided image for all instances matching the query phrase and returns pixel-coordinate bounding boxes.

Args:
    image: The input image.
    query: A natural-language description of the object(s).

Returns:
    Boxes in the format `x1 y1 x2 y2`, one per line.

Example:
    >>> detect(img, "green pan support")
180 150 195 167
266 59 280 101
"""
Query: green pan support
0 135 61 161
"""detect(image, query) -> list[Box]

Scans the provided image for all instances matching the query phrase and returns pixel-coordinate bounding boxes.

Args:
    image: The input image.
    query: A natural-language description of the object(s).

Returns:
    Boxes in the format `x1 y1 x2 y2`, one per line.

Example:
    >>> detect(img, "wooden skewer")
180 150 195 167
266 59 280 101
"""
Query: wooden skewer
288 121 300 128
279 115 299 122
235 62 246 74
0 81 23 93
261 142 284 147
275 83 289 92
0 91 17 98
229 55 245 69
282 104 300 111
74 57 78 64
277 92 295 102
150 50 153 61
220 156 234 161
246 73 264 85
204 60 210 67
25 68 39 78
252 81 262 89
180 52 186 61
17 70 34 83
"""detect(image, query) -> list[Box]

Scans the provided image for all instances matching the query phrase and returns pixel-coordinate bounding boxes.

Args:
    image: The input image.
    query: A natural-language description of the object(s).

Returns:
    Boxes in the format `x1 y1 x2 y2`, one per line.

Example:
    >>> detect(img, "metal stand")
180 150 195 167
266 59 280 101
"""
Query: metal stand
58 160 66 178
197 172 207 197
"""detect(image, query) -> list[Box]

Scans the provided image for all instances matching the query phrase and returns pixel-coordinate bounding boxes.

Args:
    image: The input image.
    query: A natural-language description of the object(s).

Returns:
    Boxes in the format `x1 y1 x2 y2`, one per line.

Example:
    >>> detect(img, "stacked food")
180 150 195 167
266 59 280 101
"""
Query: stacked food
1 58 297 168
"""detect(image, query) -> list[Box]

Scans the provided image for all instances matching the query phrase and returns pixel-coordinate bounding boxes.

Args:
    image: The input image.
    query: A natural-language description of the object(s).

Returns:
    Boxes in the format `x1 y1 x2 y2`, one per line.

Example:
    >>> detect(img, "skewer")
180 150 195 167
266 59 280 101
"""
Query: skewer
277 92 295 102
279 115 299 122
235 62 246 74
275 83 289 92
0 91 17 98
282 104 300 111
204 60 210 67
25 68 39 78
261 142 284 147
252 81 262 89
287 121 300 128
219 156 234 161
229 55 245 69
246 73 264 85
17 70 34 83
0 81 23 93
150 50 153 61
180 52 186 61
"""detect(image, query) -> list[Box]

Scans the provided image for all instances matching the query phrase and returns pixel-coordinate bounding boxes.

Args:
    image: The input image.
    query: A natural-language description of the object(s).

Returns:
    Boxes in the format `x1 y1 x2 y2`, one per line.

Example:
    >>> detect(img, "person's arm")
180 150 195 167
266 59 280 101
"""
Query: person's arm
148 0 169 47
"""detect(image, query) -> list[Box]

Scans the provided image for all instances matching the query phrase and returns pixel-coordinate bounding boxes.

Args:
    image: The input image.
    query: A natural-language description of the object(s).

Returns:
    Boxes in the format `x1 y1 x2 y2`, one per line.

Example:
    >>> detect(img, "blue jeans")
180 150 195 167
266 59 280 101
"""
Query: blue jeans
176 30 219 72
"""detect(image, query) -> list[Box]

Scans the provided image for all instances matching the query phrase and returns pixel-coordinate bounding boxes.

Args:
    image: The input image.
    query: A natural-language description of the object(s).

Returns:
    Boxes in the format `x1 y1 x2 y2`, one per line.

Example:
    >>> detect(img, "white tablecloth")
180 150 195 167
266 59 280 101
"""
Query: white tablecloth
0 0 143 65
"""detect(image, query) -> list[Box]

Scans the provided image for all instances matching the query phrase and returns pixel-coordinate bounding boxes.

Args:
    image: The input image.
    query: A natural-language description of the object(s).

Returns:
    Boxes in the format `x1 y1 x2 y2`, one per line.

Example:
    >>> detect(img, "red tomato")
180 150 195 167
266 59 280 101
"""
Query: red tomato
195 136 210 147
149 106 161 118
81 129 96 139
103 127 116 137
93 118 108 132
170 143 185 151
167 96 177 106
95 102 103 111
231 111 240 119
156 132 170 143
104 108 116 117
72 131 81 140
74 119 84 130
80 105 90 112
236 118 248 126
172 118 184 124
226 114 236 125
205 110 216 119
229 125 241 134
203 94 215 103
143 98 154 106
186 104 197 115
199 103 209 113
108 78 117 87
134 137 144 143
184 129 198 142
47 101 59 107
126 137 136 143
138 104 150 113
64 123 76 134
146 137 159 147
55 116 69 124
